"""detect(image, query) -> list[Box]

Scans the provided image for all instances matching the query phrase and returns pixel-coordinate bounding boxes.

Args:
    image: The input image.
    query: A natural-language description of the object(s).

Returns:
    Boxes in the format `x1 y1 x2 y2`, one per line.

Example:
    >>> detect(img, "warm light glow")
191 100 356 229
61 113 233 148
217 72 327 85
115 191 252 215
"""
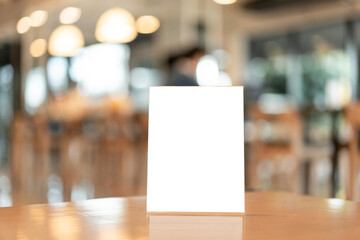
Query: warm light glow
17 17 31 34
50 215 80 239
30 10 48 27
95 8 137 43
214 0 237 5
136 15 160 34
59 7 82 24
48 25 84 57
30 39 47 57
327 198 346 210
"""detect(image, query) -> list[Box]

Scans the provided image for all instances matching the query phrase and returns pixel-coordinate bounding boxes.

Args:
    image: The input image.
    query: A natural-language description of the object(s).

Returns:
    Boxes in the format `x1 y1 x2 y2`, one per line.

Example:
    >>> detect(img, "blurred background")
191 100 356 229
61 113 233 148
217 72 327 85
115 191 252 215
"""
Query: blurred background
1 0 360 207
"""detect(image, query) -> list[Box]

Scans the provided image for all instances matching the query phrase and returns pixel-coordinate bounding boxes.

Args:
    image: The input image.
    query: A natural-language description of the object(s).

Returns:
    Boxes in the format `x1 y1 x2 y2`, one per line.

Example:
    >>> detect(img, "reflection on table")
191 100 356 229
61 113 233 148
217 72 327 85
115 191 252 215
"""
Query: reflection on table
1 192 360 240
149 215 243 240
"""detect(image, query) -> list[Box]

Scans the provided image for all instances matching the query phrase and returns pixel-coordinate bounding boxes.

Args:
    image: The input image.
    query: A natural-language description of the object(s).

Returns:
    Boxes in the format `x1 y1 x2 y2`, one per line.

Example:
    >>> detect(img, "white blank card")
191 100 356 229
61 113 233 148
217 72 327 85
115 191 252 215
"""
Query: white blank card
147 87 244 214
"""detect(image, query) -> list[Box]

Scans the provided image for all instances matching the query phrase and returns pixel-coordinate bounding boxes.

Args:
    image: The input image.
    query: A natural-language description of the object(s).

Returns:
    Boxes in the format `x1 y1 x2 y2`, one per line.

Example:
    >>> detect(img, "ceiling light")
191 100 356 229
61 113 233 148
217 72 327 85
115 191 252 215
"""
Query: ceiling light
213 0 237 5
136 15 160 34
48 25 84 57
17 17 31 34
30 10 48 27
95 8 137 43
59 7 82 24
30 39 47 57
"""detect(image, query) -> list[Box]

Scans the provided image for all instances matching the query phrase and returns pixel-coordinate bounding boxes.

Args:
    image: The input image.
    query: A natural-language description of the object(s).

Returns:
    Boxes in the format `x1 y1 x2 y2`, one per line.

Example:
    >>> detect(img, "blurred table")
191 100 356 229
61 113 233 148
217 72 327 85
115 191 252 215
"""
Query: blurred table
0 192 359 240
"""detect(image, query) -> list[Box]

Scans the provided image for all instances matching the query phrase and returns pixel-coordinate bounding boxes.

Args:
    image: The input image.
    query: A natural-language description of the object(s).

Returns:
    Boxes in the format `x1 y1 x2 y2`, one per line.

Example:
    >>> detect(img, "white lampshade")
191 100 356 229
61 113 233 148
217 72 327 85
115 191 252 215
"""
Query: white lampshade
214 0 237 5
95 8 137 43
136 15 160 34
48 25 84 57
17 17 31 34
30 10 48 27
59 7 82 24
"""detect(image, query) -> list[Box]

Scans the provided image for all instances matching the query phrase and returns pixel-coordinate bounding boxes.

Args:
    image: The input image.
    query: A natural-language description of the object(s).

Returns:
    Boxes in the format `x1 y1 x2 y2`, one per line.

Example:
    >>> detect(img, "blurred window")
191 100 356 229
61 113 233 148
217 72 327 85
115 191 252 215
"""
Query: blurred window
298 24 350 109
24 67 47 114
130 67 164 111
247 36 288 98
0 64 13 125
70 43 130 97
247 23 351 148
246 23 350 109
0 64 13 167
47 56 69 93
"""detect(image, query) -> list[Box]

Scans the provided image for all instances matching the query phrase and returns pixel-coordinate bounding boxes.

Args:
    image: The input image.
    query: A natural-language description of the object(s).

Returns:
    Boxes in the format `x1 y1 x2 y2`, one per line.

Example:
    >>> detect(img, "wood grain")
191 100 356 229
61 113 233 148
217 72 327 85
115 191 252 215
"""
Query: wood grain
0 192 359 240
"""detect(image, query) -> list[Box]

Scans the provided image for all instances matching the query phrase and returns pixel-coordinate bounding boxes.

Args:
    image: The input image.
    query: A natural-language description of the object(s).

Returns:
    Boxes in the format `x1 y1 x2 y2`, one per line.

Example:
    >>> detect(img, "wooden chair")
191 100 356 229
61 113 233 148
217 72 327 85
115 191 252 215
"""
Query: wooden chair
94 112 136 198
132 113 149 195
249 106 302 193
10 113 29 202
346 103 360 200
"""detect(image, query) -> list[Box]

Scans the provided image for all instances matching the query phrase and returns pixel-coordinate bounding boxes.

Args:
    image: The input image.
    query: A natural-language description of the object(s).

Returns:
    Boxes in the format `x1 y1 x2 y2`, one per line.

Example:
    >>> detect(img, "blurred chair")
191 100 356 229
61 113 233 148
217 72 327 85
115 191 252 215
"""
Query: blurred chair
249 106 302 193
133 113 149 195
32 114 51 202
302 144 332 197
300 109 334 197
11 113 49 204
10 102 147 205
10 113 30 203
95 112 136 197
59 118 83 201
346 103 360 200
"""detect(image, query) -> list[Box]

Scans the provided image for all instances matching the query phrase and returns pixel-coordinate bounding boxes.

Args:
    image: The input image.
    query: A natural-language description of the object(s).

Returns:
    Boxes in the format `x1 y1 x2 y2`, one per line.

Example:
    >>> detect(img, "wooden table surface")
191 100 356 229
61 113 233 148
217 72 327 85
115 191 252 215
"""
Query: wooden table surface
0 191 359 240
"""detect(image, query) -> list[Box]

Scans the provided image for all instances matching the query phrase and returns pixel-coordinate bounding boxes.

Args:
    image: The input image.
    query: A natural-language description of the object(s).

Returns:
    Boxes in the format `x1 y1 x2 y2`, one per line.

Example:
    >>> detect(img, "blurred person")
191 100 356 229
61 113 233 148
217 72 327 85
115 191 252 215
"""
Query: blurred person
168 48 205 86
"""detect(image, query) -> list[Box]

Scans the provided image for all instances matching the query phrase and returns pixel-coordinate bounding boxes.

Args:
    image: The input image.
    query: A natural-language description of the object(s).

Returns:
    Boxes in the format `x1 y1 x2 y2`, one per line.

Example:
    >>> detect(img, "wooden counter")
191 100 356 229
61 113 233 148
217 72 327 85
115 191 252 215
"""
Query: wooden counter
0 192 359 240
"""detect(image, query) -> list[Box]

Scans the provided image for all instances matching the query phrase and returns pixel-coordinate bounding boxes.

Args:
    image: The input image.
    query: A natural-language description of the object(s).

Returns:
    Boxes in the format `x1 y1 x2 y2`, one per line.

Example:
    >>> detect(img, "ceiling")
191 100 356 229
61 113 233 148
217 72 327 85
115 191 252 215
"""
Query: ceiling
241 0 339 11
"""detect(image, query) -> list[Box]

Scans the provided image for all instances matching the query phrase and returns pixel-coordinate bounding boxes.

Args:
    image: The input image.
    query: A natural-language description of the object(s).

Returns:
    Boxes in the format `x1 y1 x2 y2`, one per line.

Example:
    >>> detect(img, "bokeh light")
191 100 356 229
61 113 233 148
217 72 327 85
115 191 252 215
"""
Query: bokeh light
59 7 82 24
30 39 47 58
25 67 47 114
30 10 48 27
47 57 69 92
16 17 31 34
48 25 84 57
95 8 137 43
196 55 219 86
212 49 230 70
136 15 160 34
70 43 129 96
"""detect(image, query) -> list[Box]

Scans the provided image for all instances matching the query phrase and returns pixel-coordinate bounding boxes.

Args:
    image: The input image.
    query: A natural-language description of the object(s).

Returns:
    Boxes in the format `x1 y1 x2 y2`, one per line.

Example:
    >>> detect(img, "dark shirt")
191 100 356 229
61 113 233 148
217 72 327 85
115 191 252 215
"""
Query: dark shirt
169 73 198 86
